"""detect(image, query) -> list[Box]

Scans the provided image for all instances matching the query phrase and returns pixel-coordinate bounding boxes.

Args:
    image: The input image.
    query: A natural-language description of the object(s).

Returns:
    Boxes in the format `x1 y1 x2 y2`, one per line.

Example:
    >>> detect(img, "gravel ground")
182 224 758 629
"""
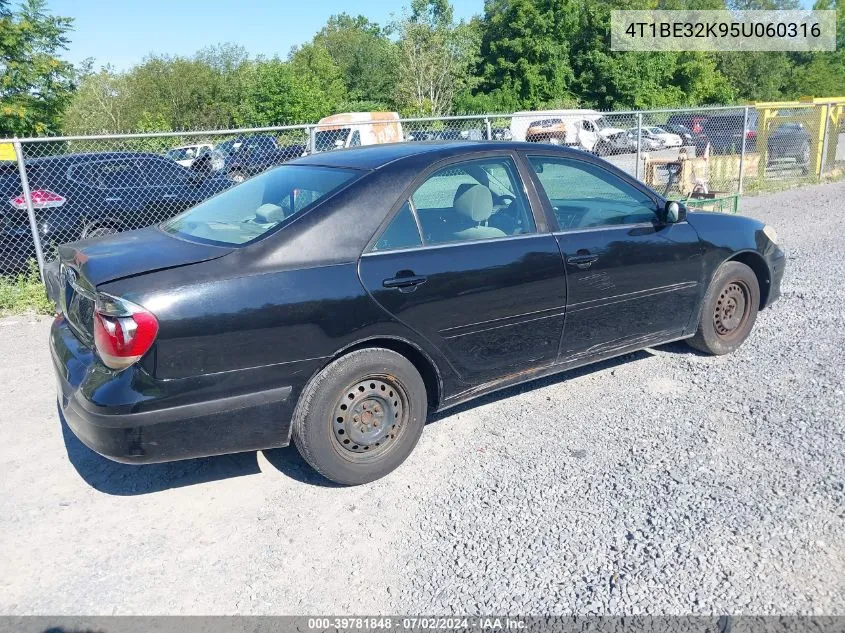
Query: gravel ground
0 181 843 615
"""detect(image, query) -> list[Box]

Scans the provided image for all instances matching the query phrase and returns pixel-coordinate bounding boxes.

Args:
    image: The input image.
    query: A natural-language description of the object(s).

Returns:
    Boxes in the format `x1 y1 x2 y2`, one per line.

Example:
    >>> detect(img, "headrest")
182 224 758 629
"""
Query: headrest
254 203 284 224
453 184 493 223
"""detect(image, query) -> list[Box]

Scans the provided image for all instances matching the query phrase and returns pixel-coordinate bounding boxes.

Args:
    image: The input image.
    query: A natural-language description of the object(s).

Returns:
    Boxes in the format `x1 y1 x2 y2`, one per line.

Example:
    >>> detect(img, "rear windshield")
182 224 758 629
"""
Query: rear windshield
161 165 358 246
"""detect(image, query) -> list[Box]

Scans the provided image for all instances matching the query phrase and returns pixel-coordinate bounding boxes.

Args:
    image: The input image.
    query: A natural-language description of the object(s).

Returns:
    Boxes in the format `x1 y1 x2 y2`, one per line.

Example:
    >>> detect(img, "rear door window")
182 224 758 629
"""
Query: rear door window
162 165 359 246
409 157 535 245
95 160 146 189
139 158 190 187
372 202 422 251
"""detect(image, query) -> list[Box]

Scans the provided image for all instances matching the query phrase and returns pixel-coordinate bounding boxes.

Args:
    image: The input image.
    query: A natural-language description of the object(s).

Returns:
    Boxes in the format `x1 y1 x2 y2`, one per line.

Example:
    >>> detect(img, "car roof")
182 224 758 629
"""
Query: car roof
289 140 586 170
26 151 164 165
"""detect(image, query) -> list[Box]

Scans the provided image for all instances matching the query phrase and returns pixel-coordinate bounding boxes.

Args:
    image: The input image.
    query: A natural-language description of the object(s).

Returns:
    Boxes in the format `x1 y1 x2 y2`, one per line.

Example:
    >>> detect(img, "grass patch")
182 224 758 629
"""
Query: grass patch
0 262 54 316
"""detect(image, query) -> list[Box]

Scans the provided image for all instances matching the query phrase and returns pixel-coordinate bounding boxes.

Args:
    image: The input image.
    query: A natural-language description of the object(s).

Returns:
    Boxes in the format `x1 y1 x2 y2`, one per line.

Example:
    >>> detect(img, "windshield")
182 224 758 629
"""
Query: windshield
161 165 359 246
165 148 195 161
213 139 241 157
314 128 351 152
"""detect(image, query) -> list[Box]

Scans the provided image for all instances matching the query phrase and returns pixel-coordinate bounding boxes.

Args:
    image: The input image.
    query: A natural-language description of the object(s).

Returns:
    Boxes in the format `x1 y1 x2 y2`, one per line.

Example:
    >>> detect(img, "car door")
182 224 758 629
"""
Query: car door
525 153 703 363
577 120 599 151
358 154 567 386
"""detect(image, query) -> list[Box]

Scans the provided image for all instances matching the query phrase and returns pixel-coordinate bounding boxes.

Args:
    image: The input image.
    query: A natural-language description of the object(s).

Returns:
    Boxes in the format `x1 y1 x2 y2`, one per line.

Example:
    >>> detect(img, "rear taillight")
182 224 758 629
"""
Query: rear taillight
93 294 158 371
9 189 66 210
745 130 757 140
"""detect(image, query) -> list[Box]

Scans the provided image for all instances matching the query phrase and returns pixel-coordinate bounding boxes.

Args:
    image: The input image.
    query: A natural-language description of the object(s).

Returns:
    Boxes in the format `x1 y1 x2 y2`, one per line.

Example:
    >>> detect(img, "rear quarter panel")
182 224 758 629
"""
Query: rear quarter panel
102 259 459 396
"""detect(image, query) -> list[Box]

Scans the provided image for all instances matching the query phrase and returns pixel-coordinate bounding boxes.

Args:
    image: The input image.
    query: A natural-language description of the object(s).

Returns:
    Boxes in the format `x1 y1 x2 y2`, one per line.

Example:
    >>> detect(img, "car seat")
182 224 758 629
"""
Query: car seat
451 184 507 241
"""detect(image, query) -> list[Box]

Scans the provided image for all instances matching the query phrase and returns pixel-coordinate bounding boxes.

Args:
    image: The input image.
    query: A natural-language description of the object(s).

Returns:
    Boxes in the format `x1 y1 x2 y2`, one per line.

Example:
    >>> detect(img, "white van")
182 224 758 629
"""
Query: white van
310 112 404 153
510 110 625 152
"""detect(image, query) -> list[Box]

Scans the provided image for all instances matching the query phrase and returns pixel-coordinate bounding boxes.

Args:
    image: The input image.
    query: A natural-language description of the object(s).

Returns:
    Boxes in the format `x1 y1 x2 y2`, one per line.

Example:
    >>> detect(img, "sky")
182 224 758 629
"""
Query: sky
46 0 484 70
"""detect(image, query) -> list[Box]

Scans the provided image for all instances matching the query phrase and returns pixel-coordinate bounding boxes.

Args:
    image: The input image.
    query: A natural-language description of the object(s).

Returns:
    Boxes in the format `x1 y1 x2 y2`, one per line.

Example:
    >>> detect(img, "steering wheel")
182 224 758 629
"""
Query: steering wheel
489 193 522 234
493 193 516 208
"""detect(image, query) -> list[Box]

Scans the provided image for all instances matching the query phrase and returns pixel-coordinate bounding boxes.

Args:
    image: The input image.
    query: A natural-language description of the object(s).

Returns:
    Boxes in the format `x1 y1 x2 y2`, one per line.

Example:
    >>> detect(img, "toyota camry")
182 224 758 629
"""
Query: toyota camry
48 141 785 485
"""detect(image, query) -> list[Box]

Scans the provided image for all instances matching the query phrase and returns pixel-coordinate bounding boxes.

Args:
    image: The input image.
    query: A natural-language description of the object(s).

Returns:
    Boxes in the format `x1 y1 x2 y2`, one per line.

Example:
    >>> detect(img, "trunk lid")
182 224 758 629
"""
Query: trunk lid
54 226 232 344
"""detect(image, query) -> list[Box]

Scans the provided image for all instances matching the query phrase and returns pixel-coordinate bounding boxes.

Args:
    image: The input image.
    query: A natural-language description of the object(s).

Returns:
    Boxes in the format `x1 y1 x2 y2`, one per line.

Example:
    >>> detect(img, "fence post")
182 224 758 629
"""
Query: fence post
307 125 315 155
738 105 750 195
484 117 492 141
13 140 46 280
635 113 642 180
818 103 831 180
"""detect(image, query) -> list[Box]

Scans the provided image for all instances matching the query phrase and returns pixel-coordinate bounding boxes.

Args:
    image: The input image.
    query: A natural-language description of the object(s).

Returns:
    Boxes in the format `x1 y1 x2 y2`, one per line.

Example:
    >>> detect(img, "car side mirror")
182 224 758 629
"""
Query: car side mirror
664 200 687 223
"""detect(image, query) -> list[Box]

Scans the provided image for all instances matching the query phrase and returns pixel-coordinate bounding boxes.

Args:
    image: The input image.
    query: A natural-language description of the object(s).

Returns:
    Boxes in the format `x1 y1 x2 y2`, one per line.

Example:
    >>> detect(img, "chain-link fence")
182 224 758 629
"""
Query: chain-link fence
2 104 843 279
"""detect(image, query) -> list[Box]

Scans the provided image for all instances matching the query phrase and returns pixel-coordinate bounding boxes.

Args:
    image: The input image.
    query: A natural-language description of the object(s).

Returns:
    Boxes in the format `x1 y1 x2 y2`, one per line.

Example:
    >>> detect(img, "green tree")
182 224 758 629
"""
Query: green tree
393 0 481 115
61 62 134 133
787 0 845 98
477 0 578 109
237 58 336 126
0 0 75 136
289 42 347 108
310 14 398 105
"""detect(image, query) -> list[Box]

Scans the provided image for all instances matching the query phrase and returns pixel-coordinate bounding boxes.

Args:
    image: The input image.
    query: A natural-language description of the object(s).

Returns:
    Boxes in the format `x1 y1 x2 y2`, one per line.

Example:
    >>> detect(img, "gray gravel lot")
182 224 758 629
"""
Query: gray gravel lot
0 182 843 615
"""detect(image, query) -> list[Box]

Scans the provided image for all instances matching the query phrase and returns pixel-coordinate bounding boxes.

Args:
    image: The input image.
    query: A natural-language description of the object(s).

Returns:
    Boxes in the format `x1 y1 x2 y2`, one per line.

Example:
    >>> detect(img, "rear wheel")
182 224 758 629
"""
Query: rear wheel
687 261 760 355
800 142 811 174
229 170 247 183
292 348 428 485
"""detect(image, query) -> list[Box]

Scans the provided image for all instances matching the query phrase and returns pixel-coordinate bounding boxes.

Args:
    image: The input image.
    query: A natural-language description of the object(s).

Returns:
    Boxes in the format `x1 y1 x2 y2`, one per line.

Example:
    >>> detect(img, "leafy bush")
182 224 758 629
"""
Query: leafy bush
0 262 54 316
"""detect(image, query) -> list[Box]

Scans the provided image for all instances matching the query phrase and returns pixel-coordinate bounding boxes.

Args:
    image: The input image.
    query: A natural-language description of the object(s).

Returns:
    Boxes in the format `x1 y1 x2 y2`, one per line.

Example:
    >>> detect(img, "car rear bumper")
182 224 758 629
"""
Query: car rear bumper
51 316 297 463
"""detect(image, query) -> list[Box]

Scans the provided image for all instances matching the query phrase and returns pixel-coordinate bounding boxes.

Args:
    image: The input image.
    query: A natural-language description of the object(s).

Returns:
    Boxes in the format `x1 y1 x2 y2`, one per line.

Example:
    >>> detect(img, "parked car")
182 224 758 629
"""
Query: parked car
700 111 759 155
407 129 485 142
406 129 439 141
164 143 213 168
490 127 513 141
662 124 696 145
525 118 569 144
627 128 667 150
767 122 812 172
310 112 404 153
47 141 785 485
595 131 661 155
644 127 683 148
192 135 304 182
666 112 710 135
1 152 230 272
512 110 627 152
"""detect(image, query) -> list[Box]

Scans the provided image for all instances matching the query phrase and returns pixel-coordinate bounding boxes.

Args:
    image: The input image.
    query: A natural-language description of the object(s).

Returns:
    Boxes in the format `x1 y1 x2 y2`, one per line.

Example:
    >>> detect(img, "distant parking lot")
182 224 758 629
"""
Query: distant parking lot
1 181 843 615
605 131 845 185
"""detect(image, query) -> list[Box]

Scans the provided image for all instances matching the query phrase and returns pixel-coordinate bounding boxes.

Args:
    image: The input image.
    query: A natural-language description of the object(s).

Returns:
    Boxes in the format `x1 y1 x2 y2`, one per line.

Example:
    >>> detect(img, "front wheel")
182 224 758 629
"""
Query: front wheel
292 348 428 485
687 261 760 355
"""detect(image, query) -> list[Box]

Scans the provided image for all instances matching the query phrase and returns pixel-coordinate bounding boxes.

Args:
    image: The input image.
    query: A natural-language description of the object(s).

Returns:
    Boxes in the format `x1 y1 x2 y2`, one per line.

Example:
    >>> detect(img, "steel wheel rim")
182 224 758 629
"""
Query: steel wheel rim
331 376 409 462
713 280 751 339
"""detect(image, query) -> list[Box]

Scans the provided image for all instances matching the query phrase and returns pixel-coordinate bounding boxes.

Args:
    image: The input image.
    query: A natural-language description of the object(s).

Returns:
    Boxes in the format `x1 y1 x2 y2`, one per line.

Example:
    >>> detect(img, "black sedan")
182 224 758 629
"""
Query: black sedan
48 141 785 485
1 152 231 272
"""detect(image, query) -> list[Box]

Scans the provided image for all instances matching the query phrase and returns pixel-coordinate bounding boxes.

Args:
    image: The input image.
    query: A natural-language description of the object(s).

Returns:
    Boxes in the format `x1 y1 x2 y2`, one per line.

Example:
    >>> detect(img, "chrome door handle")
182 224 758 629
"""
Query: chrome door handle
567 254 598 269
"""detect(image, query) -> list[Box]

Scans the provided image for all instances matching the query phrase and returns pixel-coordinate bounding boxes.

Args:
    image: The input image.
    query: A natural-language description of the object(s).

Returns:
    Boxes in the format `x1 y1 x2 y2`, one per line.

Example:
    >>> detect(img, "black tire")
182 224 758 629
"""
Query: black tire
292 348 428 485
687 261 760 355
799 143 811 175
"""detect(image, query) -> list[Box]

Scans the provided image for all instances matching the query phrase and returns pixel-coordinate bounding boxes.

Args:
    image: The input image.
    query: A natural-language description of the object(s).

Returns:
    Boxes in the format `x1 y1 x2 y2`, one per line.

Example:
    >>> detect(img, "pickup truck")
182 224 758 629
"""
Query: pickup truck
192 135 305 182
